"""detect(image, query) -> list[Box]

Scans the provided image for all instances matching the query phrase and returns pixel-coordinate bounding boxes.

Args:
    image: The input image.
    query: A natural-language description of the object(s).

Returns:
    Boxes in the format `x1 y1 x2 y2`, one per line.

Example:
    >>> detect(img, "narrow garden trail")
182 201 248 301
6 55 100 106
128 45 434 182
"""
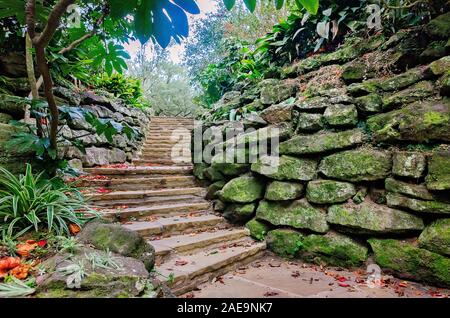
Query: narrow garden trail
80 116 265 295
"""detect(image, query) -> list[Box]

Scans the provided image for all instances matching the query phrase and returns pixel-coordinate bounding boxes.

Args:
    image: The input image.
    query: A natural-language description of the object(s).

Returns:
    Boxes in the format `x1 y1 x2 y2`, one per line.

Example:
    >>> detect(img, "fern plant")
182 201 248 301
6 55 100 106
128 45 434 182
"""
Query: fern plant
0 164 96 239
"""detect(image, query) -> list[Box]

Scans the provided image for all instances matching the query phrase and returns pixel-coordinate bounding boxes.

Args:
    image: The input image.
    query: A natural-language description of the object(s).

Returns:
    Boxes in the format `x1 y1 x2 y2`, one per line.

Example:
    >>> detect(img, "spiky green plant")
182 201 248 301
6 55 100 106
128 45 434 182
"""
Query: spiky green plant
0 164 96 239
0 277 36 298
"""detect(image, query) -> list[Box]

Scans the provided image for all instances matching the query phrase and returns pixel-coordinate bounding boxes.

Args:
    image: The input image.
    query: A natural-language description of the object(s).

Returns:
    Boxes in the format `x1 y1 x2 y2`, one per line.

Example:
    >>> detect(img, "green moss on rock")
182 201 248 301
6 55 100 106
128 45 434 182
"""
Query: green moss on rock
327 201 424 235
386 192 450 214
206 180 226 200
368 238 450 288
319 149 392 182
355 94 383 113
260 80 297 105
426 151 450 191
367 100 450 143
392 151 426 178
382 81 434 110
251 155 317 181
266 229 304 258
385 178 434 200
306 180 356 204
223 203 256 223
256 199 329 233
294 113 324 132
246 218 271 241
323 104 358 127
426 12 450 39
219 174 265 203
419 218 450 256
300 231 368 268
377 67 431 92
280 129 365 155
265 181 304 201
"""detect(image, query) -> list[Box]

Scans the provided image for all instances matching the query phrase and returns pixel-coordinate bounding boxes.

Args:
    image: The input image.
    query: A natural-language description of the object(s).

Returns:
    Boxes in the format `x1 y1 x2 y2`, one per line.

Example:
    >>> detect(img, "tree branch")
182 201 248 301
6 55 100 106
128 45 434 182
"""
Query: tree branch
25 0 36 39
35 0 75 47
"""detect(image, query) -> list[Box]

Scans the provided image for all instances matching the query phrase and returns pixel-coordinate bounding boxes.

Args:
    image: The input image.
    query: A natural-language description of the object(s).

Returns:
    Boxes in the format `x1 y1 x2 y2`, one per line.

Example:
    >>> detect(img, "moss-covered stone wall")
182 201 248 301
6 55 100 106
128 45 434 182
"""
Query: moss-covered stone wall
195 13 450 288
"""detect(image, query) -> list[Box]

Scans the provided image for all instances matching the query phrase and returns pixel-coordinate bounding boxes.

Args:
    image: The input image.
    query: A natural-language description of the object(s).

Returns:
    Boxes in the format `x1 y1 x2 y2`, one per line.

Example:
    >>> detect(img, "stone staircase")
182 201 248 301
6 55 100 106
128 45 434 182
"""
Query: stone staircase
81 116 266 295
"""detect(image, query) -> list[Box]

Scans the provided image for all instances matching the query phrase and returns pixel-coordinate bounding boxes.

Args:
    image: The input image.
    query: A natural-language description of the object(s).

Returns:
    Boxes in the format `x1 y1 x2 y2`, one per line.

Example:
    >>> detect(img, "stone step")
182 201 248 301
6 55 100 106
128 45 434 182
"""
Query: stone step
78 175 198 190
101 201 211 220
150 228 250 263
84 166 193 176
139 154 191 160
93 194 206 208
133 159 192 166
157 240 266 295
88 187 204 201
122 214 224 236
142 143 191 148
144 140 191 145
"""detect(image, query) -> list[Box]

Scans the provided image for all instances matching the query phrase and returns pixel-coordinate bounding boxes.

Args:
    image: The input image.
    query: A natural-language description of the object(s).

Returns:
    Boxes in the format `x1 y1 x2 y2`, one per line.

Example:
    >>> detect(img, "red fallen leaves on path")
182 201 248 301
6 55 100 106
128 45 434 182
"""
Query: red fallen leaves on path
100 164 130 169
66 175 110 183
175 260 189 266
263 291 279 297
338 283 351 288
97 187 112 194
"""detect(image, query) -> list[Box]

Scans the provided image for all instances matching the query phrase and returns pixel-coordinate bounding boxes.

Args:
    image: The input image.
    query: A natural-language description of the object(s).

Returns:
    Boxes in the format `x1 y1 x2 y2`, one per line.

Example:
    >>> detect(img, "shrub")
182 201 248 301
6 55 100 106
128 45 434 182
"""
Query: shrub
0 164 95 239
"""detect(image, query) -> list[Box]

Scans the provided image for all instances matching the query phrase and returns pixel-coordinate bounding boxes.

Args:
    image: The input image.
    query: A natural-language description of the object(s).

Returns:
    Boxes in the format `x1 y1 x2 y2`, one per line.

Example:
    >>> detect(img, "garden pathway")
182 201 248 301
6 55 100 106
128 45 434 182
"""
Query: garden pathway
81 116 265 295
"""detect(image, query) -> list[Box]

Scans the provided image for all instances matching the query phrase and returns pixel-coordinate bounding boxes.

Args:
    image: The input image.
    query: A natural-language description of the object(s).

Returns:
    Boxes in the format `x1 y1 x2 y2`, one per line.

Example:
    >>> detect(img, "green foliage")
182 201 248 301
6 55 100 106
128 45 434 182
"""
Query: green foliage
50 235 83 255
0 276 36 298
91 73 148 108
0 164 95 239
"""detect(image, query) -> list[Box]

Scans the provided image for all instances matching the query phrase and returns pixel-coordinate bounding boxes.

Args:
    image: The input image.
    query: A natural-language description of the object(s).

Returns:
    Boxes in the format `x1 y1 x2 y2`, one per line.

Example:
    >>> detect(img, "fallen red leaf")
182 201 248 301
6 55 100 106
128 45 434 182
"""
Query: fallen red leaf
97 187 112 194
175 260 189 266
338 283 350 287
16 242 37 257
0 257 21 270
69 223 81 235
37 240 47 248
336 276 347 282
398 281 408 288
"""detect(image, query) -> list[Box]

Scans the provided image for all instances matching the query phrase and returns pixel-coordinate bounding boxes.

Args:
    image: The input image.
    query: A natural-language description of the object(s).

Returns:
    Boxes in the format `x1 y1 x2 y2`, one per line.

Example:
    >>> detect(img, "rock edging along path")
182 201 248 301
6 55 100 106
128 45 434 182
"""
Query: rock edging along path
79 116 265 295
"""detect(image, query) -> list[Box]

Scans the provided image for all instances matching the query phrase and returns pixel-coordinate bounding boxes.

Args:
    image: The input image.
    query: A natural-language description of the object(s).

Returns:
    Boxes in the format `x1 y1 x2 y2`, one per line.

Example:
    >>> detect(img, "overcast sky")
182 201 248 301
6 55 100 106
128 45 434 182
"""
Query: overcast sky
124 0 219 64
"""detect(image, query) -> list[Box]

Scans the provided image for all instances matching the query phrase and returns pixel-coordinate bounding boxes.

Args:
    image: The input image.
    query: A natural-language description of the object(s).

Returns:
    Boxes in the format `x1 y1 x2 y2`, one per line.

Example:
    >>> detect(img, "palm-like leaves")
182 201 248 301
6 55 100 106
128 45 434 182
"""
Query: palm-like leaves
0 164 94 239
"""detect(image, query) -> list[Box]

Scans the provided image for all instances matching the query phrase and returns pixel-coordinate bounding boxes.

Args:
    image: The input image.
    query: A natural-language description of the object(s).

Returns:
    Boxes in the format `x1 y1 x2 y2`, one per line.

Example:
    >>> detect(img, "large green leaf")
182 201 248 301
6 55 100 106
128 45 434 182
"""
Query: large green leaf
223 0 236 10
295 0 319 14
243 0 257 12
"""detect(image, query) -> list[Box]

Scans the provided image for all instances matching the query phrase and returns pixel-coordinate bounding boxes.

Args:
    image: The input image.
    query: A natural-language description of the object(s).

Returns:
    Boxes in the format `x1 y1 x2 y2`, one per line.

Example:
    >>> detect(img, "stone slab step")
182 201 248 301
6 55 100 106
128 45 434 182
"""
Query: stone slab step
88 187 204 201
78 175 198 190
157 241 266 295
101 201 211 219
84 166 193 176
150 228 250 260
122 214 224 236
92 194 206 208
133 159 192 166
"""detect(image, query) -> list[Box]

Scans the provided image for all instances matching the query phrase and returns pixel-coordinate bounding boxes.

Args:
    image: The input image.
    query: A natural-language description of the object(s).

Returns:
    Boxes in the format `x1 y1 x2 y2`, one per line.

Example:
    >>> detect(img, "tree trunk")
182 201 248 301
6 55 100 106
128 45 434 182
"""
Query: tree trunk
35 45 59 151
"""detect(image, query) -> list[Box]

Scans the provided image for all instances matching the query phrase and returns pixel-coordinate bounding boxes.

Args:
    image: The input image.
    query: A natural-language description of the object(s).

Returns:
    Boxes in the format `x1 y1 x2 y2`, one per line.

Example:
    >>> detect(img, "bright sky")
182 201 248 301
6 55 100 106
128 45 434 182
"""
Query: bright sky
124 0 219 64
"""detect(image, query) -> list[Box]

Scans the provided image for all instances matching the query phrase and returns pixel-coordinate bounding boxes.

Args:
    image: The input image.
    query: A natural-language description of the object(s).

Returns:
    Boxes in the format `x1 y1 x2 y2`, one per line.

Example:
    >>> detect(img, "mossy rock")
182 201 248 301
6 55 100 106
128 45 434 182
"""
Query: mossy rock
367 100 450 143
223 203 256 224
306 180 356 204
206 180 226 200
342 62 373 83
323 104 358 127
193 163 209 180
420 41 447 63
245 218 271 241
77 221 155 271
300 231 368 268
392 151 426 179
294 113 324 132
251 155 317 181
440 71 450 96
426 151 450 191
256 199 329 233
386 192 450 214
319 149 392 182
266 229 304 258
355 94 383 113
382 81 434 110
327 201 424 235
280 129 365 155
347 80 380 96
294 96 329 110
219 174 265 203
204 166 224 182
0 112 13 124
0 94 28 118
419 218 450 257
368 238 450 288
385 178 434 201
210 152 250 176
260 80 297 105
265 181 304 201
426 12 450 39
377 66 431 92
